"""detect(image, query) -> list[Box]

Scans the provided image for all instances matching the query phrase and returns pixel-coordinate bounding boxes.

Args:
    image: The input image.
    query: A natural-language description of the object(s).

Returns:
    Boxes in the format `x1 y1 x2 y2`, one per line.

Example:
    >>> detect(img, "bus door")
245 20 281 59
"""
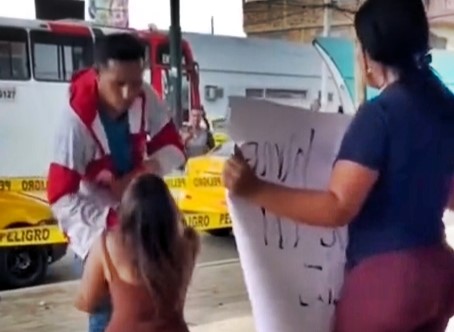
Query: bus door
1 24 93 179
0 26 33 178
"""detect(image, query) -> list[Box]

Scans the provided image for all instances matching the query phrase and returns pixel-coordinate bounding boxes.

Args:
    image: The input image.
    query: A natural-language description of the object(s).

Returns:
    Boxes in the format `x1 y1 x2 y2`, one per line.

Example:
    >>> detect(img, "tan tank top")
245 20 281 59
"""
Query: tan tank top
101 232 191 332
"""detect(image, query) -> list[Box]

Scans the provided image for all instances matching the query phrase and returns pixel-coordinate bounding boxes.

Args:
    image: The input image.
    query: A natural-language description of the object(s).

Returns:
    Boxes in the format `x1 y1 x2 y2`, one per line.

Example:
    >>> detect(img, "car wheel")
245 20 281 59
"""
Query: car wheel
207 228 232 237
0 246 48 289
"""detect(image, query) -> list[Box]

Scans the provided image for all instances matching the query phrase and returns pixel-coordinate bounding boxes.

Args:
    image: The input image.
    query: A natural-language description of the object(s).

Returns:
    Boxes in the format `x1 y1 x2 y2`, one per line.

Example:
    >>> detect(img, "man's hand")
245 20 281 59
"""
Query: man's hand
94 159 163 202
109 177 128 201
108 160 162 201
95 170 114 187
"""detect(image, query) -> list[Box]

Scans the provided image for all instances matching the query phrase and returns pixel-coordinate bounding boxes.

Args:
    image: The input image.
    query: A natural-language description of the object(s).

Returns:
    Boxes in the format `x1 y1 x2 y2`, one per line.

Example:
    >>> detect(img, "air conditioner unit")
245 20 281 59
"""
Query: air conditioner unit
204 85 223 101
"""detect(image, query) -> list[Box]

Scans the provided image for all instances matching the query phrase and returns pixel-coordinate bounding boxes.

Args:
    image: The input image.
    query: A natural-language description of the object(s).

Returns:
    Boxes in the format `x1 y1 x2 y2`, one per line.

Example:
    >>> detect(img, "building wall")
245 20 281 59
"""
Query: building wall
183 32 343 119
243 0 454 48
243 0 361 43
426 0 454 49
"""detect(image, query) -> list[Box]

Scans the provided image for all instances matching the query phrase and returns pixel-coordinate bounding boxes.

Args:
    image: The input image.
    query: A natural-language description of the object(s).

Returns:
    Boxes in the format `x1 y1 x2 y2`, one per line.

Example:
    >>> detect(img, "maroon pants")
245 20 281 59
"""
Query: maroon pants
335 244 454 332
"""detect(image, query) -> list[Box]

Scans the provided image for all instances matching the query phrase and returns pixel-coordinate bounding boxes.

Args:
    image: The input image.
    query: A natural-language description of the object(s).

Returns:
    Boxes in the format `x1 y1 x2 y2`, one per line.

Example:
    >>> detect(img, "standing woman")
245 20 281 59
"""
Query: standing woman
222 0 454 331
180 108 215 158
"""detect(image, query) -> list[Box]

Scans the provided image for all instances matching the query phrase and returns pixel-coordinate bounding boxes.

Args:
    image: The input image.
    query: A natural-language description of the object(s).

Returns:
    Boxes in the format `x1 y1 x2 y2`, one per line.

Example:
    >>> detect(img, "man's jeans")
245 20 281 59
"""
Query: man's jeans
74 255 112 332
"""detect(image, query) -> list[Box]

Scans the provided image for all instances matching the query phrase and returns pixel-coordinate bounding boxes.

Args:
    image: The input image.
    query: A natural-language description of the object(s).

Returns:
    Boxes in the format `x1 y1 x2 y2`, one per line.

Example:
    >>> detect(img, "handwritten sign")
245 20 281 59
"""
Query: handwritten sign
226 97 352 332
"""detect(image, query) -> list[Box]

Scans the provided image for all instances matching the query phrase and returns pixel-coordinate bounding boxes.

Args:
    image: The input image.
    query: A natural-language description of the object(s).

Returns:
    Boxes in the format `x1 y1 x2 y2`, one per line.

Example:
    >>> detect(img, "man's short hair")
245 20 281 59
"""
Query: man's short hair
94 33 145 67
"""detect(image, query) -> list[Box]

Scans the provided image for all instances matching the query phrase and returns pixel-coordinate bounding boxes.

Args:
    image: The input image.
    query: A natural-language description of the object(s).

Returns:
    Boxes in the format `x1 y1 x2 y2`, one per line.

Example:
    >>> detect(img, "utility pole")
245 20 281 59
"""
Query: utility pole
169 0 183 129
320 0 331 109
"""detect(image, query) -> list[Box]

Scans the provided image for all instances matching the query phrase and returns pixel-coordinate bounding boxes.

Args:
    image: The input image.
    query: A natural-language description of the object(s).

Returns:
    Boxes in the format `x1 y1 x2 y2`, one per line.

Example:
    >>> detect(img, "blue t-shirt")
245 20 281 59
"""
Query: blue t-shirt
99 110 134 177
337 82 454 268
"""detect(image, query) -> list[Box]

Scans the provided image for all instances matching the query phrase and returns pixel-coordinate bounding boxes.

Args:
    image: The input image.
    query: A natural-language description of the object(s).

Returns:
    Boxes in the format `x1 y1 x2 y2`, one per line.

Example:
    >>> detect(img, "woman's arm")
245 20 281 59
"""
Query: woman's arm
249 160 378 227
223 101 387 228
74 238 109 313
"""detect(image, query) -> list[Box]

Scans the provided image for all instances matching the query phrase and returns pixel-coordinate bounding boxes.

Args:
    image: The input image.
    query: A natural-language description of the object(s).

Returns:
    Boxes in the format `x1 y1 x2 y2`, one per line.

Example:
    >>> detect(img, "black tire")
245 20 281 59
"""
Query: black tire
0 246 48 289
206 228 232 237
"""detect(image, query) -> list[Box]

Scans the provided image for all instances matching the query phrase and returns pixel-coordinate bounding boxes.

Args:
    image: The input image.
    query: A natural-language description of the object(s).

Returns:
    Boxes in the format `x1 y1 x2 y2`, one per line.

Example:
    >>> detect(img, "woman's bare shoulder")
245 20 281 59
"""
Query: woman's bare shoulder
104 230 142 284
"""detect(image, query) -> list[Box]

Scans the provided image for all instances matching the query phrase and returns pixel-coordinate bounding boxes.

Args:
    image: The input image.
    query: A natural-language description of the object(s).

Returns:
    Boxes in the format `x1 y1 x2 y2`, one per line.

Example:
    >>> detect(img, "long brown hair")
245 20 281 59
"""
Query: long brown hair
118 174 187 312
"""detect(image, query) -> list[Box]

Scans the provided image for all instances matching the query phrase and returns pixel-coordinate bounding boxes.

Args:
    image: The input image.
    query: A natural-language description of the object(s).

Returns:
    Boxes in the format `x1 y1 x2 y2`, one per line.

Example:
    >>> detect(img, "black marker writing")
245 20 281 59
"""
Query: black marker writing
299 289 338 308
261 207 269 246
293 128 315 248
244 129 316 250
317 288 338 306
320 230 337 248
304 264 323 271
299 295 309 307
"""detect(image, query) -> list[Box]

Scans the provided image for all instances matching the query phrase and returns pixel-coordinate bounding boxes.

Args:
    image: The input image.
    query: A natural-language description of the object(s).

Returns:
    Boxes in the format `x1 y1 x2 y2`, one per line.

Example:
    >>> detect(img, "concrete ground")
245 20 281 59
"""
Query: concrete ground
193 316 253 332
1 213 453 332
42 233 238 285
0 260 253 332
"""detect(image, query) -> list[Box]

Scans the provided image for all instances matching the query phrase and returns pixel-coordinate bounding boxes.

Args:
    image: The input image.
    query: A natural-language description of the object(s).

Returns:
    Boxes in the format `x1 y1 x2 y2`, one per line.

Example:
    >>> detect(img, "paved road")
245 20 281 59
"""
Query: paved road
44 233 238 284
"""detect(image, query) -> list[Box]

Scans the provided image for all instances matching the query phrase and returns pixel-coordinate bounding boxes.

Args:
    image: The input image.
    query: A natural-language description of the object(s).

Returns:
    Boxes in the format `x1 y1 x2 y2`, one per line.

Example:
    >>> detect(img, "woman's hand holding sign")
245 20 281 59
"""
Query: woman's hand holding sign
222 145 262 198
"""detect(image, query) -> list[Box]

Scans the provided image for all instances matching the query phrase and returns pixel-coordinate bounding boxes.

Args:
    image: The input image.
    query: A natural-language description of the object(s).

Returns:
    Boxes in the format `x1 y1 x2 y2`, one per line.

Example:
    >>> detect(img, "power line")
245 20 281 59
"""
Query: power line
243 0 358 14
243 1 356 27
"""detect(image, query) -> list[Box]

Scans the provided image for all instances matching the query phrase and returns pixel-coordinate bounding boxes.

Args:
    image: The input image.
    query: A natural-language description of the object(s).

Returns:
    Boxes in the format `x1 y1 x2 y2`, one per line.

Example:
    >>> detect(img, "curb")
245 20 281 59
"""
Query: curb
0 258 241 296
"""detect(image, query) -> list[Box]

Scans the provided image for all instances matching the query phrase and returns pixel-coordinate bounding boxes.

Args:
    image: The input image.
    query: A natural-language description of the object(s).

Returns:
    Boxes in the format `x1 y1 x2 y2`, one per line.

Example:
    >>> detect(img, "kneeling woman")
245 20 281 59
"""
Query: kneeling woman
223 0 454 331
75 174 200 332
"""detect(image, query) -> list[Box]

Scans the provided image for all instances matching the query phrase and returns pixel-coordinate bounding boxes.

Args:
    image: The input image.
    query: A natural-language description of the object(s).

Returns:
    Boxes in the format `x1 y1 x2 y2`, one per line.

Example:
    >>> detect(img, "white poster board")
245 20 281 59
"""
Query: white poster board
227 97 352 332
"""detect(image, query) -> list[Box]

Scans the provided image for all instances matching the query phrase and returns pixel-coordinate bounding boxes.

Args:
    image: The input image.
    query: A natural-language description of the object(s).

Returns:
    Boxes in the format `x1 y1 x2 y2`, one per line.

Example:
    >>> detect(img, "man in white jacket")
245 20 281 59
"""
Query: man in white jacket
47 33 185 332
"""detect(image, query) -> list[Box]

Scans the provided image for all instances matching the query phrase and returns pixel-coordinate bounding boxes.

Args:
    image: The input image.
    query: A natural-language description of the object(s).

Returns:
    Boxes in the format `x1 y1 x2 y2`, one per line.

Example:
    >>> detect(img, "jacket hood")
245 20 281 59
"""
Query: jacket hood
69 68 99 125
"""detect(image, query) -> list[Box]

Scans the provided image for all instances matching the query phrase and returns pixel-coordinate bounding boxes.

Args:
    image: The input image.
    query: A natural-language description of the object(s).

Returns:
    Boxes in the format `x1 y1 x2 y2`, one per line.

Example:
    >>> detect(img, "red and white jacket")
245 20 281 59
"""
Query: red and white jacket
47 69 185 259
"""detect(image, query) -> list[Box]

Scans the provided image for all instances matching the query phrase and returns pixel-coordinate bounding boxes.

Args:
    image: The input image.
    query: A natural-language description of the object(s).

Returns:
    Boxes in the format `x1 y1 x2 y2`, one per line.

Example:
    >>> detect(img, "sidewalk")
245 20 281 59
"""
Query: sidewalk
1 219 453 332
192 316 254 332
0 260 253 332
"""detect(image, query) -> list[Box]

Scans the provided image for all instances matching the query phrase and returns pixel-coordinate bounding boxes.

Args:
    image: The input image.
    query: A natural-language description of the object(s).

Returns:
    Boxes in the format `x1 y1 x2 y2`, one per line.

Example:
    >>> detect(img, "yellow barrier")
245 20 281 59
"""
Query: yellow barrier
0 176 231 247
0 177 47 192
184 211 232 231
0 225 67 247
0 210 231 247
0 173 221 192
164 176 186 189
0 176 186 191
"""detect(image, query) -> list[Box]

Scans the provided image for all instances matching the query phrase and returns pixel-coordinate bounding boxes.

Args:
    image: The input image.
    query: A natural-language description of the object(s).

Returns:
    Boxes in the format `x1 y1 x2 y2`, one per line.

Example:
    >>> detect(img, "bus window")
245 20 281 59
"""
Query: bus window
0 27 30 81
30 30 93 82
